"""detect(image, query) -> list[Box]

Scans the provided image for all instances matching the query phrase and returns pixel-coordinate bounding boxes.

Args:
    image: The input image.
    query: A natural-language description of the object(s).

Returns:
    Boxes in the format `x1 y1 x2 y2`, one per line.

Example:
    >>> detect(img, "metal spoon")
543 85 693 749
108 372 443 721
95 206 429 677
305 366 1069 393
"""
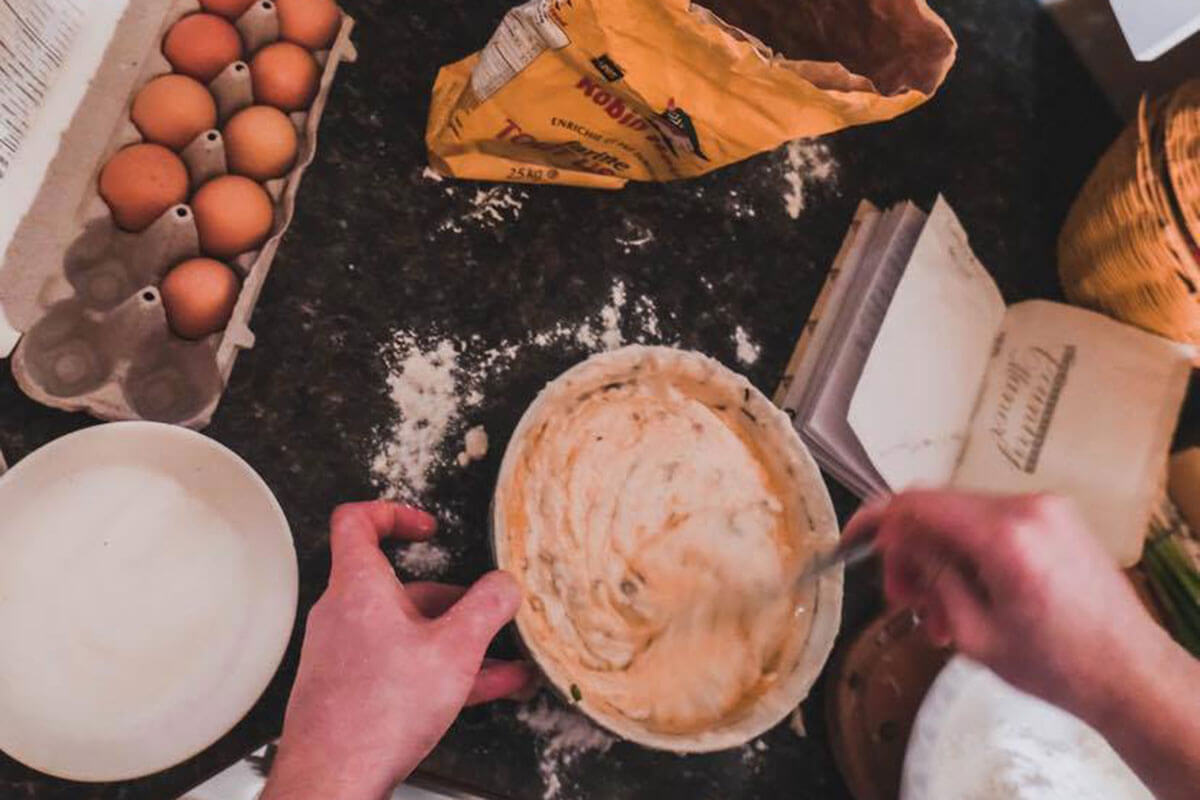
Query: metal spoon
793 527 879 588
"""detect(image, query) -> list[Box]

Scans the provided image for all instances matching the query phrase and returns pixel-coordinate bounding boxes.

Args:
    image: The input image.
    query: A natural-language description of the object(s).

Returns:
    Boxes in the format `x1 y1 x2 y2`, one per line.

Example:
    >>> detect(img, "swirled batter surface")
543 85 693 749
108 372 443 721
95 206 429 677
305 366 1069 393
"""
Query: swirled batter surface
502 367 816 735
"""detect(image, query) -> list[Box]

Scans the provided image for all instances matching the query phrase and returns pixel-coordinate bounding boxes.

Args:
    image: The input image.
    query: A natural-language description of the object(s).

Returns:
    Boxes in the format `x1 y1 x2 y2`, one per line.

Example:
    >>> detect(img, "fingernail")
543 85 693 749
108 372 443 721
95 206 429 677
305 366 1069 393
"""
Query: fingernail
413 509 438 536
387 501 437 536
924 623 952 648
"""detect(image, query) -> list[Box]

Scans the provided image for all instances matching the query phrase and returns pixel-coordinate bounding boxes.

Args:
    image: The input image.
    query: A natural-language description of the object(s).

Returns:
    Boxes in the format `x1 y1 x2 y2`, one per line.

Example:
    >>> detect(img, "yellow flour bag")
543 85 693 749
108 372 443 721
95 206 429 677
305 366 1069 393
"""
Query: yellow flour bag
426 0 956 188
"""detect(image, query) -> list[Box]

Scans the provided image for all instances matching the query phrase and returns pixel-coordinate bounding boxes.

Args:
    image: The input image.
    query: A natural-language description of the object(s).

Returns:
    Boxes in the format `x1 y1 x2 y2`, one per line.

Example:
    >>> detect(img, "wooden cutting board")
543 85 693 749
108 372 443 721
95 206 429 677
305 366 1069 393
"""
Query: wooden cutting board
825 611 951 800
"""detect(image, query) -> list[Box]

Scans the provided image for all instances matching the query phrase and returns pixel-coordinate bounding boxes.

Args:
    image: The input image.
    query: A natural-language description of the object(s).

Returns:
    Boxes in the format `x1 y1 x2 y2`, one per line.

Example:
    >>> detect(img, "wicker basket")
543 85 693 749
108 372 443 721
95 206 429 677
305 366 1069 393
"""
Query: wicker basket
1166 81 1200 260
1059 88 1200 351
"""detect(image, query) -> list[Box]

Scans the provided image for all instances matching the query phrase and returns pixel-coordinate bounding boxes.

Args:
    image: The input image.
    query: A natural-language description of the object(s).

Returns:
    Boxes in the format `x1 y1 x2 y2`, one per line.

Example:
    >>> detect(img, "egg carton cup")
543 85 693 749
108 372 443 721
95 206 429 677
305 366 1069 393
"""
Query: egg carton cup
0 0 357 428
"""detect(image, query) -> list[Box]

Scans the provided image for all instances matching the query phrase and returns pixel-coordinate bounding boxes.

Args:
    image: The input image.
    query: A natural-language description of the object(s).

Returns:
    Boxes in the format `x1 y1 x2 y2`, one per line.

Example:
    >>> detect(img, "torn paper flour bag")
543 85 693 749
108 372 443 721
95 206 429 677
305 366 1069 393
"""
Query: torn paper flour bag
426 0 956 188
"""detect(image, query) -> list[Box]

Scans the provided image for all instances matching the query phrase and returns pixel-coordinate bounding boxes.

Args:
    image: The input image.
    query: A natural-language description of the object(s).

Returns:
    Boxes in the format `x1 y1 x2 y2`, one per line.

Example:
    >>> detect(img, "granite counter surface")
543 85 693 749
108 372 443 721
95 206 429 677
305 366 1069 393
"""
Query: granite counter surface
0 0 1122 797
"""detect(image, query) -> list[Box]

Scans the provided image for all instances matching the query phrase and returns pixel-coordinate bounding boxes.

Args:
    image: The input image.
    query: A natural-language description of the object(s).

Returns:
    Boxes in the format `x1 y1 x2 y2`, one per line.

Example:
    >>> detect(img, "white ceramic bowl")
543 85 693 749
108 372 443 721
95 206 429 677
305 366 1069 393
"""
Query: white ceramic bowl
0 422 297 781
493 346 842 752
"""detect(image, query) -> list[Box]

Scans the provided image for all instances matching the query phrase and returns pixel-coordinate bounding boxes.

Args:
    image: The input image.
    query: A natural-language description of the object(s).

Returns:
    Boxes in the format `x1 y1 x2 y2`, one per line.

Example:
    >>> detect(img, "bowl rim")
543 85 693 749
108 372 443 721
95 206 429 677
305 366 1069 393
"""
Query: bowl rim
491 345 843 752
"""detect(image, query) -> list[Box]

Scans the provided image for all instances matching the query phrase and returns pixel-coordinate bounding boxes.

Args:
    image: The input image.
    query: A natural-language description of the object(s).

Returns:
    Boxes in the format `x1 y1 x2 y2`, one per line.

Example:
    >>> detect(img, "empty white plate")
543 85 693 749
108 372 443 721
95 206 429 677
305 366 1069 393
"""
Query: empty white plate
0 422 297 781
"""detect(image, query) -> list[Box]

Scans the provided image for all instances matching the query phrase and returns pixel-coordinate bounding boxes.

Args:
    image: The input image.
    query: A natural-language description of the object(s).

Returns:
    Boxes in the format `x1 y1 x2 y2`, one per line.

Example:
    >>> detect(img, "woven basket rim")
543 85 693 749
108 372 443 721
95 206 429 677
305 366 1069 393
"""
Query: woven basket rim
1058 93 1200 348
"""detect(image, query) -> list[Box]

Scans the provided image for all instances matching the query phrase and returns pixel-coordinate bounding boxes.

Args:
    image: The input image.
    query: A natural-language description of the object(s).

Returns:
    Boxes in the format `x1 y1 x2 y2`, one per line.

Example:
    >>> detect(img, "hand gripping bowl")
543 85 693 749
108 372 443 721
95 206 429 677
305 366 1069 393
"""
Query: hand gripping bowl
492 346 843 752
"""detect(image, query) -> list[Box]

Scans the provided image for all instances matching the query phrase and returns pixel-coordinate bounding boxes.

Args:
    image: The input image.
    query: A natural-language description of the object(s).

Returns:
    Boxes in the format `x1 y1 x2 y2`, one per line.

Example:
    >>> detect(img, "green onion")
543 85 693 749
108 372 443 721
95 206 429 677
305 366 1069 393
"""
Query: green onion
1144 546 1200 656
1144 504 1200 658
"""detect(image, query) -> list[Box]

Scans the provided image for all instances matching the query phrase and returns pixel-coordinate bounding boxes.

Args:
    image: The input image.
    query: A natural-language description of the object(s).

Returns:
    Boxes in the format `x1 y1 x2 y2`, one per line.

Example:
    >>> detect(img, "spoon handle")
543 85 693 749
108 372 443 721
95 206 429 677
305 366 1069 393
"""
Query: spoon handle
794 528 879 587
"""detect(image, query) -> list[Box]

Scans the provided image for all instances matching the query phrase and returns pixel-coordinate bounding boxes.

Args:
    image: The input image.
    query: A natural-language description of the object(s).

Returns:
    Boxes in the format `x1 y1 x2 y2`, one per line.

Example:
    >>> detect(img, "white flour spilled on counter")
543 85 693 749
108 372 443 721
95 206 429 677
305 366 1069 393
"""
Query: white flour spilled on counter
517 698 614 800
587 279 625 351
369 278 672 507
436 185 528 234
733 325 760 365
371 335 468 501
726 188 758 220
465 186 528 227
531 279 669 353
616 219 655 253
779 139 839 219
739 738 770 772
456 425 489 467
394 541 452 579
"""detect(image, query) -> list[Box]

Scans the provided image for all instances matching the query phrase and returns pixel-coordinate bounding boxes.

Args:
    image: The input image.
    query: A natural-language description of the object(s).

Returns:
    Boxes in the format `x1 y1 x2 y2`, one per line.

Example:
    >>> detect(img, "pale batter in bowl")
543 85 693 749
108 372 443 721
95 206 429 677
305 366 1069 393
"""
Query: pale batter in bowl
494 346 842 751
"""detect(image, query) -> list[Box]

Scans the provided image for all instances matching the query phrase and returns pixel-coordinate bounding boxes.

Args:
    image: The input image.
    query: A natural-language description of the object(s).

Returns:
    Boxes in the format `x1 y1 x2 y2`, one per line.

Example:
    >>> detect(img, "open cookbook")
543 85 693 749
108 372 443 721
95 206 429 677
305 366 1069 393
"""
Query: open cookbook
776 197 1195 565
1 1 131 357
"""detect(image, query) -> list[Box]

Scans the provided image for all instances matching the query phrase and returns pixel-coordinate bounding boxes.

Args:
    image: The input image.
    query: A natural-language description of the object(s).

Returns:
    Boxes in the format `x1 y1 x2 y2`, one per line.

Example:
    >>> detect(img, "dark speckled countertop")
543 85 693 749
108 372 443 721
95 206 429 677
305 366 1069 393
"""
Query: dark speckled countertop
0 1 1125 798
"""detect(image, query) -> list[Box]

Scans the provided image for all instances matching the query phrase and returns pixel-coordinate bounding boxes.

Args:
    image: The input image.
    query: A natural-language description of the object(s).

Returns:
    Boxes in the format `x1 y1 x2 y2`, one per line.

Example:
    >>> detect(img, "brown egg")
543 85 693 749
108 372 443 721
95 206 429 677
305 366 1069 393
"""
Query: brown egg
161 258 241 339
163 14 243 84
250 42 319 111
276 0 340 50
223 105 298 180
199 0 256 19
191 175 274 258
99 144 190 232
130 75 217 151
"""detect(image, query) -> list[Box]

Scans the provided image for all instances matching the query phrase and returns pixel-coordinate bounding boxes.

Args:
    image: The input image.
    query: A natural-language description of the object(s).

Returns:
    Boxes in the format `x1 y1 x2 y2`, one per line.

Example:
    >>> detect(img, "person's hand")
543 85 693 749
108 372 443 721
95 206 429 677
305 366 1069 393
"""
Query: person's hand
843 490 1154 715
844 490 1200 800
261 501 536 800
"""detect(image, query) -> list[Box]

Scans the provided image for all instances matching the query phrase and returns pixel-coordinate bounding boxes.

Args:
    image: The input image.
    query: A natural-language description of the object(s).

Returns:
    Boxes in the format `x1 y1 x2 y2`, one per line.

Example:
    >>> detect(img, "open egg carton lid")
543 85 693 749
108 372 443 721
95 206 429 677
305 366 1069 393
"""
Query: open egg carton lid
0 0 356 428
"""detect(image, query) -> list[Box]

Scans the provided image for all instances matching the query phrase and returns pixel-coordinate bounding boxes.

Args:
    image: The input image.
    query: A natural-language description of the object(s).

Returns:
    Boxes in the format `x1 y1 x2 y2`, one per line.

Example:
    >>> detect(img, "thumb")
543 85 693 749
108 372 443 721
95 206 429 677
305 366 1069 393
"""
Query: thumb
434 571 522 657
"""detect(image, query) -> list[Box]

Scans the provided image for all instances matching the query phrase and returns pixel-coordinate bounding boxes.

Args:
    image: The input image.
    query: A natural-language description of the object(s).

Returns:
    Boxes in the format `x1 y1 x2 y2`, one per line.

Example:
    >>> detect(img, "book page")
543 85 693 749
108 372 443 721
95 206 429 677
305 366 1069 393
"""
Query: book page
800 203 926 497
776 201 885 496
0 1 86 181
775 200 879 409
848 196 1006 490
0 0 128 356
952 300 1194 566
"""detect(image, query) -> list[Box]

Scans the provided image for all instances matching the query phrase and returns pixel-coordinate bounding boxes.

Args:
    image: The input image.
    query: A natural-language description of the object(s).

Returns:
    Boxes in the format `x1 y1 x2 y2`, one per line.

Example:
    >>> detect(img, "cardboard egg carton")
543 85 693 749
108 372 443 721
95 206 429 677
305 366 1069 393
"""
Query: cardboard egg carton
0 0 356 428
